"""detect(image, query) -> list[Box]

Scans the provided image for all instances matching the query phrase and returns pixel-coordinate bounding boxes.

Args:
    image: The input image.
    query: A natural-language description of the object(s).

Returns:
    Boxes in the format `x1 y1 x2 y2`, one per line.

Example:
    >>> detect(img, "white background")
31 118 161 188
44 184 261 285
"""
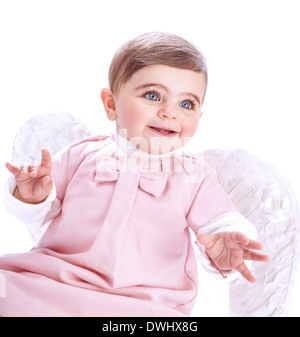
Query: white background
0 0 299 316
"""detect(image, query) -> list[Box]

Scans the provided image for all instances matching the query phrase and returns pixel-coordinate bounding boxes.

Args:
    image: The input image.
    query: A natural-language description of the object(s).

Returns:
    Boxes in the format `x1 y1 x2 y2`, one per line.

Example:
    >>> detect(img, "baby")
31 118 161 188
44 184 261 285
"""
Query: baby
1 32 268 317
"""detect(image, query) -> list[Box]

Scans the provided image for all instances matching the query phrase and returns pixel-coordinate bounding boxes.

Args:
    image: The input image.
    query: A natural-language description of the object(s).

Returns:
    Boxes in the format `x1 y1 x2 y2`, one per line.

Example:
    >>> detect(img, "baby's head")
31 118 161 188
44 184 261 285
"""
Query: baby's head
101 32 208 155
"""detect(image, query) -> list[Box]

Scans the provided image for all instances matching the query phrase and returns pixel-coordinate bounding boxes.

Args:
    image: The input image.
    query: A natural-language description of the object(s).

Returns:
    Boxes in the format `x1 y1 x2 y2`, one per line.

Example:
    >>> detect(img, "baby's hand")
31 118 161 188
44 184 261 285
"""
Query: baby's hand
197 231 269 283
6 149 53 204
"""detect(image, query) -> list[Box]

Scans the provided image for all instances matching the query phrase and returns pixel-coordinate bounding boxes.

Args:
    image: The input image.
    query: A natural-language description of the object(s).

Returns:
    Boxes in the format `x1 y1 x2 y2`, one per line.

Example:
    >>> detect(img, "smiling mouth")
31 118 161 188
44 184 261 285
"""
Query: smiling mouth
148 126 178 137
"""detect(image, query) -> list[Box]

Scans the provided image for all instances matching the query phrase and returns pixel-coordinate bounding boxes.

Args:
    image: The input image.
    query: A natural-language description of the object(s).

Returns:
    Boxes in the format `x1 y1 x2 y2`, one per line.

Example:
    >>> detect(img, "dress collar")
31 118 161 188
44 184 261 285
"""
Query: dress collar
95 132 205 188
113 131 188 160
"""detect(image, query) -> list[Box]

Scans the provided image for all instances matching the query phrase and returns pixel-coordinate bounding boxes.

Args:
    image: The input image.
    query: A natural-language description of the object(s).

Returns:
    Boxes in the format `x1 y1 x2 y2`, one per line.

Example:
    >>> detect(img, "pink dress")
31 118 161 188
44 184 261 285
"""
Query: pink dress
0 134 255 316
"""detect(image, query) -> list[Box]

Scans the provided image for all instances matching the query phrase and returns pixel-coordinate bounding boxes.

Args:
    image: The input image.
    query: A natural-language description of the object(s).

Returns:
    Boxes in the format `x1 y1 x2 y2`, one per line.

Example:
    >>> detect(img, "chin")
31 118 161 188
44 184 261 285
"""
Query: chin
148 139 184 155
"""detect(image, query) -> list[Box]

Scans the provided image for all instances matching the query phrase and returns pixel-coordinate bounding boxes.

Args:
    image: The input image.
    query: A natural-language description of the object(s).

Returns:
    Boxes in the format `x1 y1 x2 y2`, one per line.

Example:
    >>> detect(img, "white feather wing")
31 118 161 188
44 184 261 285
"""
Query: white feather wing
12 112 91 166
204 148 300 317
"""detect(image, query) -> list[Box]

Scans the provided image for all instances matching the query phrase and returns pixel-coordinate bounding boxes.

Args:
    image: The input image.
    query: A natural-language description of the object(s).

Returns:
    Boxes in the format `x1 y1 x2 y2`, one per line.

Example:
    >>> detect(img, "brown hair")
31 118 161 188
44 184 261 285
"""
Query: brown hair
108 32 208 96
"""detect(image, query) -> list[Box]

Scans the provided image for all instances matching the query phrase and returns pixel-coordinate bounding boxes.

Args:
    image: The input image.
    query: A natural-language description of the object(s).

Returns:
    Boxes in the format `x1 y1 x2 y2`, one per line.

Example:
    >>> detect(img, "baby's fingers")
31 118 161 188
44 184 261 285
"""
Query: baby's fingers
28 161 41 177
244 250 269 262
41 175 53 193
230 232 250 246
236 262 256 283
20 163 30 175
5 162 20 176
244 239 264 251
41 149 52 170
17 162 41 177
231 232 264 251
6 161 42 179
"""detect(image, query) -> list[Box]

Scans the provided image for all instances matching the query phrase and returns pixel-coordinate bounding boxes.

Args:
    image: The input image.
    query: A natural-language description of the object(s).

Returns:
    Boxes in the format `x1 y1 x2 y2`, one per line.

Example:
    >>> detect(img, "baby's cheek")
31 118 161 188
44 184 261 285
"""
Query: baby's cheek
126 113 144 135
182 119 199 139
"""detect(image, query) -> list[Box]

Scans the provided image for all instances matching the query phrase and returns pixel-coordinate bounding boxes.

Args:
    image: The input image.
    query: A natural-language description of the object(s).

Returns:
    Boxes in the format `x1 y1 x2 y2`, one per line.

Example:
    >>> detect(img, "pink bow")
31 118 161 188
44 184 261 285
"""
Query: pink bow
95 156 168 197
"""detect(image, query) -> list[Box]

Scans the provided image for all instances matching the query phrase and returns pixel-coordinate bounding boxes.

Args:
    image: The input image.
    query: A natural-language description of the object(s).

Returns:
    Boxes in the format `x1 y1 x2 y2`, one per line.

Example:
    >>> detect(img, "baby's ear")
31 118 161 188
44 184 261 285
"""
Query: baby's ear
101 88 117 121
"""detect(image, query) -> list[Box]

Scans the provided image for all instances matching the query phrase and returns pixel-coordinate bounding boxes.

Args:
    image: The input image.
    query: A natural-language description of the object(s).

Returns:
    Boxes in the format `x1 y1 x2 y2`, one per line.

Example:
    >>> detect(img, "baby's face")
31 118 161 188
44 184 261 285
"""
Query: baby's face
103 65 206 154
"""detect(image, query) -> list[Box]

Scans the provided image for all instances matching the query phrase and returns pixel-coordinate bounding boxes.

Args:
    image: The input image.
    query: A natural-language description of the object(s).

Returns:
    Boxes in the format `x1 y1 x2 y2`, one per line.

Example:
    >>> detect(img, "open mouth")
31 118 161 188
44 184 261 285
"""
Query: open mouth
148 126 178 137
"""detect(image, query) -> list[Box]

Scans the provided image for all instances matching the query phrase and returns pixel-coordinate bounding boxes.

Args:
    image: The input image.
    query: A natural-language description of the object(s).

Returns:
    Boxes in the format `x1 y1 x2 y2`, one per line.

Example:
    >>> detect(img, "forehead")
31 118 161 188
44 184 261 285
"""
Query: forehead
124 64 206 95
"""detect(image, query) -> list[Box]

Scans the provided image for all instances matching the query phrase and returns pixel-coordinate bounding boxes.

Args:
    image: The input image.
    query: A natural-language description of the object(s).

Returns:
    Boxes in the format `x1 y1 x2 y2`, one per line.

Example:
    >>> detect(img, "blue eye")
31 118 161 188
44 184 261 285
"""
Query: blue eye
145 92 160 101
180 100 193 109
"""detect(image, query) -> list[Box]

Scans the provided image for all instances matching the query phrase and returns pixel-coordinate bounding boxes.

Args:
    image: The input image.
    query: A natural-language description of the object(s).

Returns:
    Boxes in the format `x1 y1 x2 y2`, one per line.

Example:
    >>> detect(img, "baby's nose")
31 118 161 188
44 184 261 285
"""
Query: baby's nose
157 105 177 120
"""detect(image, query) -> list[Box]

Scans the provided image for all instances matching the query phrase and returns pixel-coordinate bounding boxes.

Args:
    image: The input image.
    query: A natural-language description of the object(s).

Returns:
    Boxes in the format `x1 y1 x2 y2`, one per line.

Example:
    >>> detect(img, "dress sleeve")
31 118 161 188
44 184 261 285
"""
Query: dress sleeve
187 166 237 234
3 175 60 243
